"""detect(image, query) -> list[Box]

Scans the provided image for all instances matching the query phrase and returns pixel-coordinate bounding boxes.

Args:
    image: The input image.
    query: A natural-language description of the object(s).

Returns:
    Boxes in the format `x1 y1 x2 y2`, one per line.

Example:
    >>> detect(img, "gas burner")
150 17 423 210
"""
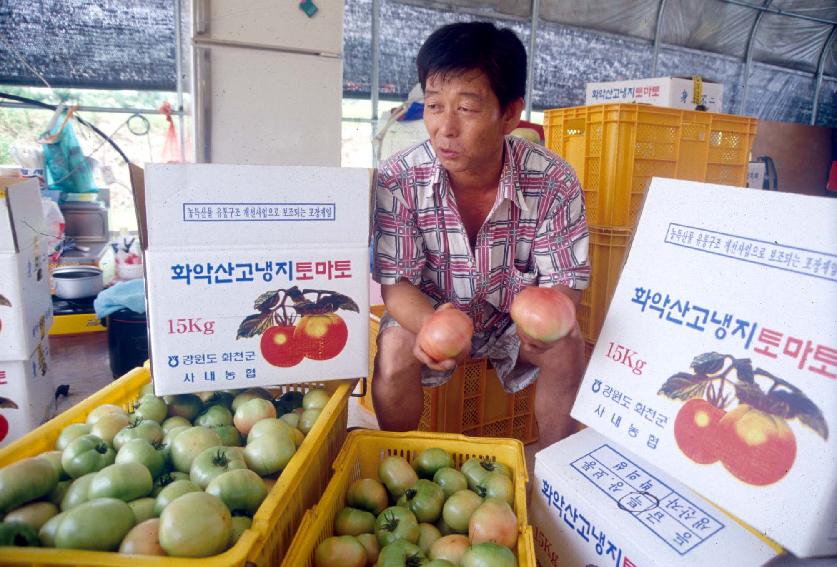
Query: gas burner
52 295 96 315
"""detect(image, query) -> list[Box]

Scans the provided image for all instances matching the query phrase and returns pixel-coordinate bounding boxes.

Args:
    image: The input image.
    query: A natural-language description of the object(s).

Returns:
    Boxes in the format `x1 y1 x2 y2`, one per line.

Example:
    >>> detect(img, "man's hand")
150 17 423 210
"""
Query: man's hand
414 303 471 371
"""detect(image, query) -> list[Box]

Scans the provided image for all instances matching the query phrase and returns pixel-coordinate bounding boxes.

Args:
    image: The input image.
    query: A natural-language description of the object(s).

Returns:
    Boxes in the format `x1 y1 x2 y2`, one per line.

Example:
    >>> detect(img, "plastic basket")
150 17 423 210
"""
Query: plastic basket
544 104 757 228
0 366 354 566
363 306 539 444
281 430 536 566
577 226 633 343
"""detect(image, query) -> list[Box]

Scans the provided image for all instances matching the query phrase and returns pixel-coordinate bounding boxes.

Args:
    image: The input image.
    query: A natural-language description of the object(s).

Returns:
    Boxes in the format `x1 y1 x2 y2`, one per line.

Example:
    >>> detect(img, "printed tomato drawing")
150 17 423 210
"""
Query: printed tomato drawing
259 325 304 368
237 285 358 366
0 397 18 443
0 293 10 334
659 352 827 486
294 313 348 361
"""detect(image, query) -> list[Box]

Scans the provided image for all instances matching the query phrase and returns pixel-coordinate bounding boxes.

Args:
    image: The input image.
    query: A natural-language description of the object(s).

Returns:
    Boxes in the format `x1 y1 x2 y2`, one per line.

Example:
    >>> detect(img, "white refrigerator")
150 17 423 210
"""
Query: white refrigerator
192 0 343 166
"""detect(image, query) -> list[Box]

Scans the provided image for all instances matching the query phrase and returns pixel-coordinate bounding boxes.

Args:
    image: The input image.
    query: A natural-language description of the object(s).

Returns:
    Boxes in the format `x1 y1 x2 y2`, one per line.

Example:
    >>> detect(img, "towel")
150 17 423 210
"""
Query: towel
93 278 146 319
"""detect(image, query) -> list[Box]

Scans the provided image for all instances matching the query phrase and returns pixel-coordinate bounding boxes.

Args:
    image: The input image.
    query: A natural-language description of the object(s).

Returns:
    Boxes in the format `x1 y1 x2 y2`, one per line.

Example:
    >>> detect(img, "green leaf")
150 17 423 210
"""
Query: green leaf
733 381 767 408
733 358 755 383
254 290 282 313
0 294 10 307
658 372 708 401
764 388 829 440
236 312 273 339
691 352 725 375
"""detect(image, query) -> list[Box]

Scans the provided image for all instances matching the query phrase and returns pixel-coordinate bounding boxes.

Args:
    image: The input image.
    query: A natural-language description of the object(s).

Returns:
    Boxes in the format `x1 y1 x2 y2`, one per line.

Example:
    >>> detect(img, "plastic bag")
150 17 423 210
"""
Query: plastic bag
38 105 96 193
159 102 183 163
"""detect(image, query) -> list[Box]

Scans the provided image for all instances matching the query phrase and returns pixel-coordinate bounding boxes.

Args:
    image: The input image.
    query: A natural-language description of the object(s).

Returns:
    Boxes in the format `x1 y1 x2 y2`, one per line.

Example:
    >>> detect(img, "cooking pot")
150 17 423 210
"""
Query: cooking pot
52 266 104 299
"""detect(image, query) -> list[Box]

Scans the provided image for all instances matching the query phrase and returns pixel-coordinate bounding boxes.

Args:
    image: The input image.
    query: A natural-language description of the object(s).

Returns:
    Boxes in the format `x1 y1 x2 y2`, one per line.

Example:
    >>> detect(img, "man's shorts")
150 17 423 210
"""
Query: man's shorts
377 311 539 394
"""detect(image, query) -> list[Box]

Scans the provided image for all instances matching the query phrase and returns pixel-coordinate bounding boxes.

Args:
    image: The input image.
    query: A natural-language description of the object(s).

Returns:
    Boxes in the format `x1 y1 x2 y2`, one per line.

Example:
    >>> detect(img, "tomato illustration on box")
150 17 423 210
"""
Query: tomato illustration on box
661 351 827 486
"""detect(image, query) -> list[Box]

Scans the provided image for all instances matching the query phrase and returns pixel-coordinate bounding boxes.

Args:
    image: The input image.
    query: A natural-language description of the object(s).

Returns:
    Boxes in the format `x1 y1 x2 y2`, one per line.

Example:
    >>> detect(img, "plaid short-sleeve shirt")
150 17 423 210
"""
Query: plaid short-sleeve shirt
373 136 590 334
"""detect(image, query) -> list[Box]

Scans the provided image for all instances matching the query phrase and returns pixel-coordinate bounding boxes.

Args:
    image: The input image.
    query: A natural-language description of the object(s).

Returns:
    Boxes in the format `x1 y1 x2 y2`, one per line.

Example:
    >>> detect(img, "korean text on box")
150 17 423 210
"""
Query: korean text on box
571 178 837 557
0 177 52 361
137 164 370 396
531 428 778 567
585 77 724 113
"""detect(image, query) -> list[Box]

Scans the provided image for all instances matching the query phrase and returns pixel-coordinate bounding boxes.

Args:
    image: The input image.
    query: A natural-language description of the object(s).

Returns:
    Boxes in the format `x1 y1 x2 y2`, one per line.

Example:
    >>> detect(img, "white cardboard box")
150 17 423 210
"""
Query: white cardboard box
747 162 767 189
571 178 837 556
0 336 54 446
134 164 370 396
586 77 724 113
531 428 778 567
0 177 52 361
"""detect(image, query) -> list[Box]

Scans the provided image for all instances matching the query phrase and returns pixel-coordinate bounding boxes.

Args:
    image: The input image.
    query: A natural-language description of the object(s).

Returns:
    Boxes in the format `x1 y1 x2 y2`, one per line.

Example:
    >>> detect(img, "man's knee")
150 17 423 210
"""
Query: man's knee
374 327 421 384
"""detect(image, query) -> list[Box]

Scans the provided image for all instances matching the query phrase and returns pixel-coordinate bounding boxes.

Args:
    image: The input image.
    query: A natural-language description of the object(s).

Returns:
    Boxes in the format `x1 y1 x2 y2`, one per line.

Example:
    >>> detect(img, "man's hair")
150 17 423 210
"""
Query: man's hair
417 21 527 111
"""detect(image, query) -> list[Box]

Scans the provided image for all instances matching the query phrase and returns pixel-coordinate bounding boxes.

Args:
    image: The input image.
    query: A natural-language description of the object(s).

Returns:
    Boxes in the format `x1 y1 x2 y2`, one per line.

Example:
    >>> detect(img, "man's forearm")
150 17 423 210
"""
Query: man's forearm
381 280 436 335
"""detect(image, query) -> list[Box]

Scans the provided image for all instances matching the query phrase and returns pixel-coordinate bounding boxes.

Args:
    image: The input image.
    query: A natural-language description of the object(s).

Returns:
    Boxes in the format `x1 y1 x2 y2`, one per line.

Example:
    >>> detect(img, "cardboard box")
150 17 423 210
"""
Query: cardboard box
586 77 724 113
531 428 779 567
0 177 52 361
134 164 370 396
0 336 54 446
571 178 837 556
747 161 766 189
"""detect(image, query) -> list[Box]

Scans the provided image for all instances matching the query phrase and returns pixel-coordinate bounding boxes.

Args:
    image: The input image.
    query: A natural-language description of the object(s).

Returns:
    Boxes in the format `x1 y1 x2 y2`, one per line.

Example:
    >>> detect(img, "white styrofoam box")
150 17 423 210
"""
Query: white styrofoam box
0 177 53 361
586 77 724 113
0 336 54 446
134 163 370 396
571 178 837 556
747 161 766 189
531 428 779 567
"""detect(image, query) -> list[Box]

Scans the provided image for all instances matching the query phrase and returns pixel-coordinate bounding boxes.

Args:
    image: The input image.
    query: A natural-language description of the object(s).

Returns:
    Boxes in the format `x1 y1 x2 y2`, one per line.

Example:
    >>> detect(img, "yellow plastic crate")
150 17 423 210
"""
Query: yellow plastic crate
281 430 535 566
577 226 633 342
0 366 354 566
544 104 757 228
364 306 539 444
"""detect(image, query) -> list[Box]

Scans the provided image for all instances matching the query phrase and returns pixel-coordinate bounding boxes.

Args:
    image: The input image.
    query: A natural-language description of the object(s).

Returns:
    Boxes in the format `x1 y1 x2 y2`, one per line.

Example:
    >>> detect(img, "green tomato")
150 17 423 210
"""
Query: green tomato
128 497 157 523
412 448 454 479
346 477 389 516
433 467 468 499
190 446 248 489
119 518 165 556
441 490 482 533
133 396 168 423
299 409 321 434
46 480 71 507
55 497 135 551
164 394 203 421
116 438 166 479
302 388 330 411
0 521 41 547
0 456 59 513
113 418 163 451
228 516 252 547
460 542 517 567
199 391 235 411
425 561 456 567
205 468 268 516
314 535 368 567
246 417 292 444
37 451 69 481
243 433 296 476
170 426 223 473
212 424 243 446
61 434 115 479
60 473 96 511
279 412 300 429
151 471 189 497
335 506 377 536
417 522 442 554
475 472 514 505
87 463 153 501
161 415 192 434
378 456 418 500
428 534 469 564
38 510 67 547
90 413 130 446
85 404 128 425
377 540 426 567
356 532 380 564
231 388 273 413
159 492 232 557
460 458 511 492
396 479 445 523
194 404 234 428
375 506 420 547
4 501 59 530
153 479 201 516
55 423 91 451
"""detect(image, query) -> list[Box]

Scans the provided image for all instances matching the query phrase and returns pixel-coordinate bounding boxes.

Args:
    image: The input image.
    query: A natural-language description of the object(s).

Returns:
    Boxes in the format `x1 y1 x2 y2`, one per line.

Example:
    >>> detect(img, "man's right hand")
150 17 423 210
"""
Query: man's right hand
414 303 471 371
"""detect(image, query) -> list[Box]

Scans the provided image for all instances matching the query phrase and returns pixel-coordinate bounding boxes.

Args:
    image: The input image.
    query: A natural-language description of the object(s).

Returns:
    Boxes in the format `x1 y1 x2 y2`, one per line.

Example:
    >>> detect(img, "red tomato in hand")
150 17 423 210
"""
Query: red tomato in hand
417 307 473 362
510 286 576 343
295 314 348 360
260 325 304 367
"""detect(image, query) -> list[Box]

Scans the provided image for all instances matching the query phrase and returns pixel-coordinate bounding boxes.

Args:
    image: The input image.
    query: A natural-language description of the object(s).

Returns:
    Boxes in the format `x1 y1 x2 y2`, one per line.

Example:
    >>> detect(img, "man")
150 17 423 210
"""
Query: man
371 21 589 449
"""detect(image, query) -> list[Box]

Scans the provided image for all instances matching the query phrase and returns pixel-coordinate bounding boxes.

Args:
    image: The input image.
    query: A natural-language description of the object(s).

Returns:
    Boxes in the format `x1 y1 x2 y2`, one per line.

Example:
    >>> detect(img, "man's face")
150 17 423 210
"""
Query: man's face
423 70 521 180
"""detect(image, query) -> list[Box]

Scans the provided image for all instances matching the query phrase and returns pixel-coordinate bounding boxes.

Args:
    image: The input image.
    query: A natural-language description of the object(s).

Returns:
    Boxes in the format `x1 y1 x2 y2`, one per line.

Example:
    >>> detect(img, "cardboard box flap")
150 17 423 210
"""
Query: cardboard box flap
0 177 46 255
142 164 370 249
